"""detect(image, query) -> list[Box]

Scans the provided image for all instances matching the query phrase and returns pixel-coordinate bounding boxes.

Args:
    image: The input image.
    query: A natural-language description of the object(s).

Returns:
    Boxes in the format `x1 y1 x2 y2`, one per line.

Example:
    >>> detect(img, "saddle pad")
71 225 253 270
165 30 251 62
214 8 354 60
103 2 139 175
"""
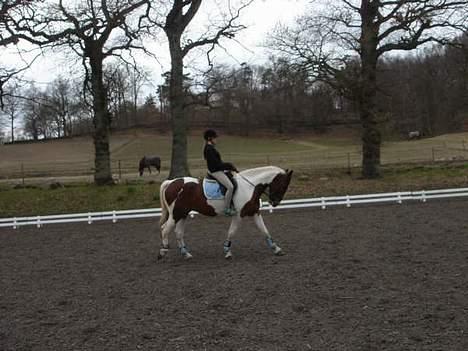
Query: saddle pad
203 178 225 200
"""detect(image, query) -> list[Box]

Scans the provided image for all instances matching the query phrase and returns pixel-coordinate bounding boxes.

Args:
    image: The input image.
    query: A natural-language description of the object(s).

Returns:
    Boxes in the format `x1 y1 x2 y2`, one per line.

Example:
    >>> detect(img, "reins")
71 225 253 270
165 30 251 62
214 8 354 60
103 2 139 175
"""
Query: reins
236 173 272 202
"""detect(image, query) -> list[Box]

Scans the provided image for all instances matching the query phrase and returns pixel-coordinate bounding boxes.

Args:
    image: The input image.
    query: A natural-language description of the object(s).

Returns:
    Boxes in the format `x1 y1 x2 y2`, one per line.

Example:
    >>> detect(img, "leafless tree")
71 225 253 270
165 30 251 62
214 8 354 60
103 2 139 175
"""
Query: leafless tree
22 85 49 140
0 83 21 142
128 65 150 125
105 64 131 128
0 0 33 46
154 0 253 178
6 0 152 184
0 0 37 109
377 35 468 137
45 76 74 137
199 59 338 133
272 0 468 178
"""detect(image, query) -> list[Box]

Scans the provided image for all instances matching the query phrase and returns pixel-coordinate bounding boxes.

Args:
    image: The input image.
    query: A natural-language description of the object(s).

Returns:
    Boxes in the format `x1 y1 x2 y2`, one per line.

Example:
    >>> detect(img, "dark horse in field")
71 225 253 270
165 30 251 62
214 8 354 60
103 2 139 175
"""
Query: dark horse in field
139 156 161 176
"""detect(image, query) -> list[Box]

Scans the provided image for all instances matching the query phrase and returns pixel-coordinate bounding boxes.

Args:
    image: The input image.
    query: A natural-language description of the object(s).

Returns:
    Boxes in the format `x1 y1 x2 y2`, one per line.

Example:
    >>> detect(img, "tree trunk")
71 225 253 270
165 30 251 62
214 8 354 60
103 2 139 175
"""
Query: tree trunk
32 118 38 141
10 116 14 143
359 1 381 178
133 83 138 126
89 48 113 185
168 35 190 179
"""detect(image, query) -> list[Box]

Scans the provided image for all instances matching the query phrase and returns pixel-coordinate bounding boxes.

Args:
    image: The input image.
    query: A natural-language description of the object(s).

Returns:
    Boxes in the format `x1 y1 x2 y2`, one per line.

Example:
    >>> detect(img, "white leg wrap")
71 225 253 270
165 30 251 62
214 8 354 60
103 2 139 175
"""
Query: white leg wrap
273 245 283 255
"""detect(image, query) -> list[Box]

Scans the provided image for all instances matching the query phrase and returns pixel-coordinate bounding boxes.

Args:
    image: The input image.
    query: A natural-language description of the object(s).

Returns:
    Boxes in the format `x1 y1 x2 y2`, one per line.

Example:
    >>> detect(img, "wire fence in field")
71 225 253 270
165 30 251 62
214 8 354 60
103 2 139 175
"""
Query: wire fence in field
1 141 467 184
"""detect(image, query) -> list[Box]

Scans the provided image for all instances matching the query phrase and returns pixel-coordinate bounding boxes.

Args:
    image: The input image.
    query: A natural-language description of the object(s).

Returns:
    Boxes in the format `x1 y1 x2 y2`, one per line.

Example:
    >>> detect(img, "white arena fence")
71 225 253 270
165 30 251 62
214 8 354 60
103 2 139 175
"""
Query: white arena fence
1 187 468 229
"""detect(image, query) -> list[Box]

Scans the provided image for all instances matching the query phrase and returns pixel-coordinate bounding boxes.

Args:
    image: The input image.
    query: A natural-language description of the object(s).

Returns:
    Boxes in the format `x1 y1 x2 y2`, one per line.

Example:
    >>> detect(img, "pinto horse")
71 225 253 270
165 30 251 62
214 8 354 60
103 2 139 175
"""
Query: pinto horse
158 166 293 260
139 156 161 176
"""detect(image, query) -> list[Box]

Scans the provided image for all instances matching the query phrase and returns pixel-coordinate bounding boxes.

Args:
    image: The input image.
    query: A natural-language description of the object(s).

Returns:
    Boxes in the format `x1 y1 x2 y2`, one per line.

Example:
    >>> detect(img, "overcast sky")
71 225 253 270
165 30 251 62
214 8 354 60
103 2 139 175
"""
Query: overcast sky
1 0 308 96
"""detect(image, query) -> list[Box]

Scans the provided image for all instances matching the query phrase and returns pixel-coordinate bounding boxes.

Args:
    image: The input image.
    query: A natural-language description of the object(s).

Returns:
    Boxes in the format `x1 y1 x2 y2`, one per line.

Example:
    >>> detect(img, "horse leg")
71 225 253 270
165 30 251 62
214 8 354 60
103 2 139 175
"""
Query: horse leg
175 219 192 259
148 166 152 174
253 214 284 256
224 216 242 259
158 216 175 260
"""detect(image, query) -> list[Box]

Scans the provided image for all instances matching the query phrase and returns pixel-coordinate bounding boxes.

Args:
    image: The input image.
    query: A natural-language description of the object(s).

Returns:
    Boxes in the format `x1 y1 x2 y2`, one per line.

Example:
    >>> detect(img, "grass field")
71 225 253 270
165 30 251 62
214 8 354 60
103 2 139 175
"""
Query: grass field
1 128 467 181
1 162 468 217
1 129 467 217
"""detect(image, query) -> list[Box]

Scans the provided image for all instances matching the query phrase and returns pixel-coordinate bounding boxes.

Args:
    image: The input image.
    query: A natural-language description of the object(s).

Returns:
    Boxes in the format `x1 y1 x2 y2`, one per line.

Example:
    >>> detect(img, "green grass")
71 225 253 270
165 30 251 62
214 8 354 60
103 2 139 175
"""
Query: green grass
1 164 467 218
1 129 467 180
0 182 161 217
1 129 467 217
112 134 322 161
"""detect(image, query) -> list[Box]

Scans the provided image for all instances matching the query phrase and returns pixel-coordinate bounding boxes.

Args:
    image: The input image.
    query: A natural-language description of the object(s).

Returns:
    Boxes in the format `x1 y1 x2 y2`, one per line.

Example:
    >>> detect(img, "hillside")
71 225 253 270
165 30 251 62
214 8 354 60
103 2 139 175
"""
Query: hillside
0 128 467 183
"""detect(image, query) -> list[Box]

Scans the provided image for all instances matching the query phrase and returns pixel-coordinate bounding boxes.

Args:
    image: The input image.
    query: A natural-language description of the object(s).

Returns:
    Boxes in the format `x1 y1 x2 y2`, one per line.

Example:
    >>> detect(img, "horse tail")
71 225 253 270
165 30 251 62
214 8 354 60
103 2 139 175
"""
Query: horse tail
159 179 172 228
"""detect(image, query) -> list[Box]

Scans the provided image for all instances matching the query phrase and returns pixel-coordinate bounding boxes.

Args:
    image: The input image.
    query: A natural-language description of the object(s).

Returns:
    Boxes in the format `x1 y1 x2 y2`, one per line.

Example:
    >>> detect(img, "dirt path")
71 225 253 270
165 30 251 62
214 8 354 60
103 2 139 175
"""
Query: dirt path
1 199 468 350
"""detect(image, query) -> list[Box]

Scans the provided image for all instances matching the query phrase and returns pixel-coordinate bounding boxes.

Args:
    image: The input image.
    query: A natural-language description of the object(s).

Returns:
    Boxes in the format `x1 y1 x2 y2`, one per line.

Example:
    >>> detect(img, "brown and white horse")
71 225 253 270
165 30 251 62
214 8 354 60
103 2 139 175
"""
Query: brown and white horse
158 166 293 260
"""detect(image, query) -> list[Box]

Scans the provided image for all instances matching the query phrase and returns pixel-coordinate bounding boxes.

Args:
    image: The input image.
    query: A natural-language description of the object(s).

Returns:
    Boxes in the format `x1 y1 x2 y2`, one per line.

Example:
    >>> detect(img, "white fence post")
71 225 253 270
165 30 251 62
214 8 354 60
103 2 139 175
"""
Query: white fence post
1 188 468 229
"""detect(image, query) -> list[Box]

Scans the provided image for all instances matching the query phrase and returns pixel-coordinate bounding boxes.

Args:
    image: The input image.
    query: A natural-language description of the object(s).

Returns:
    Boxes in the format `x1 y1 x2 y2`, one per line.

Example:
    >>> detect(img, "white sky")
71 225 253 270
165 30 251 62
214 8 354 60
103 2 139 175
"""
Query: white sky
1 0 308 95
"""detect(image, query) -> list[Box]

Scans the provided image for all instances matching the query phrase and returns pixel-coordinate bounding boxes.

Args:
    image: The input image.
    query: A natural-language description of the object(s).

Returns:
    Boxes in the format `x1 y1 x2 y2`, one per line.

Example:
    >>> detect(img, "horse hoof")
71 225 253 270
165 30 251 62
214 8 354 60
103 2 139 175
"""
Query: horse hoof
184 252 193 260
225 251 233 259
274 248 284 256
158 248 169 260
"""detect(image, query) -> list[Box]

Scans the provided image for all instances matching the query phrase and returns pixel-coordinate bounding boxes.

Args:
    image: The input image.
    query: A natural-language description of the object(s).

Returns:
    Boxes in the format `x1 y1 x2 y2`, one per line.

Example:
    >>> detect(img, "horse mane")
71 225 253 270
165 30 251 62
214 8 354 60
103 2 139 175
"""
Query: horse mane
240 166 284 176
238 166 285 184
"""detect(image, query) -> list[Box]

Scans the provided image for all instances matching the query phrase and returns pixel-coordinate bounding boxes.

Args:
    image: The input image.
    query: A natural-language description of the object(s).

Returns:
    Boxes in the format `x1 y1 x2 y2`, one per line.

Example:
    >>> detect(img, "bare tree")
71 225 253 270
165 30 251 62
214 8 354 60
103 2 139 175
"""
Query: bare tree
0 0 37 109
377 35 468 137
7 0 152 184
199 60 337 133
105 64 131 128
22 85 49 141
128 65 150 125
0 83 21 142
0 0 31 46
154 0 253 178
45 76 74 137
272 0 468 178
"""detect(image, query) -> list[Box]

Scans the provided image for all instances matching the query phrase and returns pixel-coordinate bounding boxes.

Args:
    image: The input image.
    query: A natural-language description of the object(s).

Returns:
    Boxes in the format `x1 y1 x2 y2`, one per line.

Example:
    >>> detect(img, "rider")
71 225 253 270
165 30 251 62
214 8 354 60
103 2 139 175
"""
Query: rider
203 129 238 216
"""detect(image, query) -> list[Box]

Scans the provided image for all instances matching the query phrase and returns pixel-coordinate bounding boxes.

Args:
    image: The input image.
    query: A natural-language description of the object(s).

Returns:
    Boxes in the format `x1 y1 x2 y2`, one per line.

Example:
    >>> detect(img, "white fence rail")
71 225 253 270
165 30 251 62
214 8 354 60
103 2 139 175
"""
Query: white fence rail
1 187 468 229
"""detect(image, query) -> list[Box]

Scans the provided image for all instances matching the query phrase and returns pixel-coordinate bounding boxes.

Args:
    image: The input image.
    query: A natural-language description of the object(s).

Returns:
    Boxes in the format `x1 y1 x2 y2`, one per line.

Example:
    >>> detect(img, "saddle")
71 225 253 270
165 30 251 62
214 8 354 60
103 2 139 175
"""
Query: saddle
203 172 238 201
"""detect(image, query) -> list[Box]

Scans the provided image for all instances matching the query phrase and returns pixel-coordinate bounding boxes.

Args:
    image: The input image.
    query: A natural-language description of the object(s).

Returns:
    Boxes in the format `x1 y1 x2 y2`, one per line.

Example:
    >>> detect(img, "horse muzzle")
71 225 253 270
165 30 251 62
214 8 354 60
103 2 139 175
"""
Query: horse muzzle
270 200 280 207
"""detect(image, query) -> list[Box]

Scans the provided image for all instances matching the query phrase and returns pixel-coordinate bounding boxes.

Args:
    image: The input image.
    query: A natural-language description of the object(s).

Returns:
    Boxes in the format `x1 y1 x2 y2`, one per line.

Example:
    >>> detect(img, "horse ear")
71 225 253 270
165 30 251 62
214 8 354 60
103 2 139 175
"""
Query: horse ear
288 170 293 177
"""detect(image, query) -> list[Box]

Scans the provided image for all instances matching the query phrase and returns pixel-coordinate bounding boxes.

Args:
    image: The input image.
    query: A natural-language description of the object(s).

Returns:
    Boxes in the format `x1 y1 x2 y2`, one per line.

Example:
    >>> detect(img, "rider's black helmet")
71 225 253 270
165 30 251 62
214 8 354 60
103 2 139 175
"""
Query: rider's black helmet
203 129 218 141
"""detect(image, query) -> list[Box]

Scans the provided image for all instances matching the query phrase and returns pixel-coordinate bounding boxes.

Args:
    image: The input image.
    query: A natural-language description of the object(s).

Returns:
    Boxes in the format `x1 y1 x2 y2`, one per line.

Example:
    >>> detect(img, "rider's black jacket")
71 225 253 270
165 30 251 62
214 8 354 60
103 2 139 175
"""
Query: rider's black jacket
203 143 237 173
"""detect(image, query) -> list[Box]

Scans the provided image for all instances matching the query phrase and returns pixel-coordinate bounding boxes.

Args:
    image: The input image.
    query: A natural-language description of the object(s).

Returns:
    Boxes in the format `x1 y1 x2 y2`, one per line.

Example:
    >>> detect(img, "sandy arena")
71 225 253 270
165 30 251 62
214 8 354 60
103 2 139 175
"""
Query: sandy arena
1 199 468 350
